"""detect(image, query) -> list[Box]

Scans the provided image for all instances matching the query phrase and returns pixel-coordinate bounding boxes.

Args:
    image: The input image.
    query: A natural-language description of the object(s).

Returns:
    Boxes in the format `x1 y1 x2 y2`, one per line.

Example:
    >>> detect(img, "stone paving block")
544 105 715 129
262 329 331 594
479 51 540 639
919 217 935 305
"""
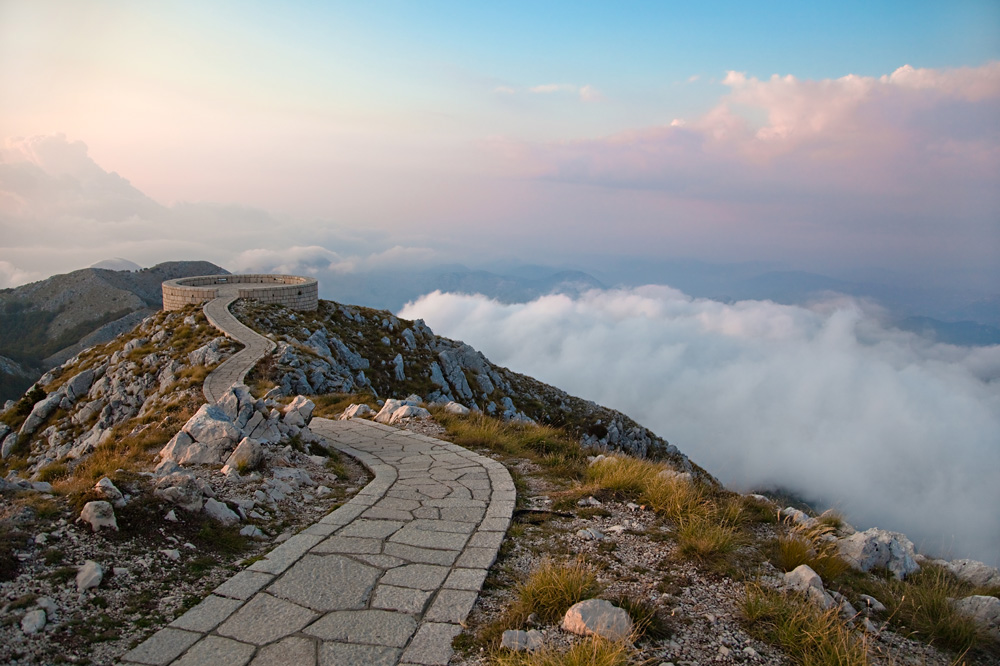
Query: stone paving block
300 522 339 536
467 530 505 550
379 563 450 590
172 635 255 666
371 584 435 614
318 502 368 525
311 535 382 554
169 594 242 632
412 506 440 519
268 554 379 611
247 533 324 574
213 570 274 600
121 627 201 665
305 609 417 647
383 541 461 566
455 547 498 569
353 553 406 568
424 589 479 624
472 486 490 501
400 622 463 665
360 506 414 521
216 593 317 645
248 636 316 666
478 517 511 532
443 567 489 591
438 507 485 523
337 518 404 539
389 525 469 550
319 642 401 666
422 498 486 509
408 518 477 534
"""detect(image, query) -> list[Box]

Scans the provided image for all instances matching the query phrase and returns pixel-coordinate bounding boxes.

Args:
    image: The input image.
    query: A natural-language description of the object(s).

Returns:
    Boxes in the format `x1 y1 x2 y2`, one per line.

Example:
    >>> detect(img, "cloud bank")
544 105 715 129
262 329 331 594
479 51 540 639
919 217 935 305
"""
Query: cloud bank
401 287 1000 566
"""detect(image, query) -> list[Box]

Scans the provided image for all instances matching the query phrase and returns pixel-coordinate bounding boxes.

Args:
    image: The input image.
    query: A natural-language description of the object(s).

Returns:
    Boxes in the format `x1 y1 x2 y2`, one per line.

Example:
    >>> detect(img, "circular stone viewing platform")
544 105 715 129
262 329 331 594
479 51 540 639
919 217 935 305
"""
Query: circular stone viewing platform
162 274 318 311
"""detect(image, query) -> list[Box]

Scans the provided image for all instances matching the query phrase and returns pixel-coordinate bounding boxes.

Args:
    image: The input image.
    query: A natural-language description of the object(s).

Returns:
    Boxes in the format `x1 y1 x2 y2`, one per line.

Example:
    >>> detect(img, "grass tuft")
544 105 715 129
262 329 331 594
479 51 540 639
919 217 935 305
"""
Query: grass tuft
492 636 631 666
742 584 870 666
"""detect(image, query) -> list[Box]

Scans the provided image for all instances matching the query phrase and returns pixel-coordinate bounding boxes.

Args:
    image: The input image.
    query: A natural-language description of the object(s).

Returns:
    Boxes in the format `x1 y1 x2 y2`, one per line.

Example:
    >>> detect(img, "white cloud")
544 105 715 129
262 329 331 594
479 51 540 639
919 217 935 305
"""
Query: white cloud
527 83 602 101
579 84 603 102
0 260 41 288
529 83 578 94
493 86 516 95
401 287 1000 566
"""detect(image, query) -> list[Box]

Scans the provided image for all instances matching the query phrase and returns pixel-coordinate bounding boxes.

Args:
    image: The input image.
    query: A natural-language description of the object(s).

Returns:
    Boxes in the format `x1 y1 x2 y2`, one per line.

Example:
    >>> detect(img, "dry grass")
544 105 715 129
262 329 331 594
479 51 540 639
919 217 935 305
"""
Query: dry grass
434 410 587 481
480 558 602 646
742 584 870 666
492 636 631 666
310 393 381 419
770 519 851 583
847 564 995 657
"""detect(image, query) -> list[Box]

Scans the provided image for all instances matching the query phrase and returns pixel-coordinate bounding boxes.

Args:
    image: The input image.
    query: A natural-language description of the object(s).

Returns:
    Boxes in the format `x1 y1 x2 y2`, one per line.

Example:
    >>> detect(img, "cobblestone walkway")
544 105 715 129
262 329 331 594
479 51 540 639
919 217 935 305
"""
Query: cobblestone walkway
120 292 514 665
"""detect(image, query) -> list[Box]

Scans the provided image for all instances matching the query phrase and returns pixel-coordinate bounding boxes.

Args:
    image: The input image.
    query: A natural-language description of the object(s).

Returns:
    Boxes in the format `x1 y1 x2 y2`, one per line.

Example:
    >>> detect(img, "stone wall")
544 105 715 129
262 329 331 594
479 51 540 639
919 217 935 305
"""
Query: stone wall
162 274 318 311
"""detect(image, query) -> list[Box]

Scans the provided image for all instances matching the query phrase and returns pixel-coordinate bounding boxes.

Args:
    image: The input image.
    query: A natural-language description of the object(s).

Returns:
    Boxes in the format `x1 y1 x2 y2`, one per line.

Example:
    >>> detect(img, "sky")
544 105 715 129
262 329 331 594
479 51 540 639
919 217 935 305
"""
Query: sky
2 2 1000 564
2 0 999 290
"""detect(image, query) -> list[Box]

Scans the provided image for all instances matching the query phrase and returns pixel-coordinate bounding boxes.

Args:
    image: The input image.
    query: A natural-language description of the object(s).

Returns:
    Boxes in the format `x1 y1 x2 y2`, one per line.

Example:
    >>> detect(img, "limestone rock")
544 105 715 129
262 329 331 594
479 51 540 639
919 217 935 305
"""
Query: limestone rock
159 430 222 466
18 392 62 438
154 472 205 512
224 437 263 472
182 404 240 450
952 595 1000 638
443 401 470 416
858 594 887 615
501 629 544 652
203 498 240 526
386 405 430 425
838 528 919 580
94 477 126 508
943 559 1000 588
1 430 17 459
21 609 46 635
783 564 835 610
561 598 633 641
393 353 406 381
77 501 118 532
338 403 373 420
657 468 692 484
76 560 104 592
64 368 96 403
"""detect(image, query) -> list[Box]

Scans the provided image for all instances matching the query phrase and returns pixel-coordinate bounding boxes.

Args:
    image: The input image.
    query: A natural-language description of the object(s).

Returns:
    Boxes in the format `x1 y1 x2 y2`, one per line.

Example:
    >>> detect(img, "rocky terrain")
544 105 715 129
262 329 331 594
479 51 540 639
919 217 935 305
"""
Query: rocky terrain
0 294 997 665
0 261 227 402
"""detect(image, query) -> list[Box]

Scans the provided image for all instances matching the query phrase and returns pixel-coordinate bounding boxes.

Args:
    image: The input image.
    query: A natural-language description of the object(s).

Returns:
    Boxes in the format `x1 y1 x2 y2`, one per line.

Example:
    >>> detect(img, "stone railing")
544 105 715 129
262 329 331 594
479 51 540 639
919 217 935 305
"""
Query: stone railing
162 274 318 311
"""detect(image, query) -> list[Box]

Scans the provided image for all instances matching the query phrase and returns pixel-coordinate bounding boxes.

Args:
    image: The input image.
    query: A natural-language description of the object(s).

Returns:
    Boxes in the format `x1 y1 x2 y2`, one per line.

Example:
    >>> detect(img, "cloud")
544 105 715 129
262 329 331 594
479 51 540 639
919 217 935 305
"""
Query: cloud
493 86 516 95
0 260 41 288
528 83 603 101
401 287 1000 566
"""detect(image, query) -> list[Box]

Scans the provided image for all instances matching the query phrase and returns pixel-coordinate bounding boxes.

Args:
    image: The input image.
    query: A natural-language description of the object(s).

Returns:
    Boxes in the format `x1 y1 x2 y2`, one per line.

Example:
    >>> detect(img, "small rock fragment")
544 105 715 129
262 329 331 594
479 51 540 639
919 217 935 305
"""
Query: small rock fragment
76 560 104 592
78 501 118 532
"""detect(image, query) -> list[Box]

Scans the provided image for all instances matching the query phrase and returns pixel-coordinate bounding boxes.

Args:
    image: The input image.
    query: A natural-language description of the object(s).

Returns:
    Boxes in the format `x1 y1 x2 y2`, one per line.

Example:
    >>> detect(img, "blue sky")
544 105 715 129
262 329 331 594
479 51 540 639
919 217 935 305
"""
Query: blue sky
1 0 998 289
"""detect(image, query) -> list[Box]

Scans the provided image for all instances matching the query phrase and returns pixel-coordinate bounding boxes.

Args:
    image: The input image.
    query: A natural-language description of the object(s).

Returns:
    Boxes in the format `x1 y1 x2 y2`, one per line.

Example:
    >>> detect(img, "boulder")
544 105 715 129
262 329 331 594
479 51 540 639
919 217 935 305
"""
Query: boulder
943 559 1000 589
77 501 118 532
338 404 373 420
952 595 1000 639
858 594 887 615
63 368 96 403
443 401 470 416
1 431 16 459
393 353 406 381
561 598 633 641
223 437 263 473
21 609 46 635
283 395 315 426
386 405 431 425
783 564 835 610
374 398 419 424
18 392 62 438
838 528 919 580
94 477 126 508
203 498 240 526
182 404 240 449
159 430 223 466
76 560 104 592
154 472 204 512
657 468 693 484
501 629 544 652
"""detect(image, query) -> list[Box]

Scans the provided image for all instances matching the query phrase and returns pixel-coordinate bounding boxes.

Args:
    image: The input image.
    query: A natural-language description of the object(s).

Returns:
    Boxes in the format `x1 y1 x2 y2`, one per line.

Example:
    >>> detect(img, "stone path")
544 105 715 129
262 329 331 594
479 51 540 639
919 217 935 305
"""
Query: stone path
119 291 515 665
201 287 276 404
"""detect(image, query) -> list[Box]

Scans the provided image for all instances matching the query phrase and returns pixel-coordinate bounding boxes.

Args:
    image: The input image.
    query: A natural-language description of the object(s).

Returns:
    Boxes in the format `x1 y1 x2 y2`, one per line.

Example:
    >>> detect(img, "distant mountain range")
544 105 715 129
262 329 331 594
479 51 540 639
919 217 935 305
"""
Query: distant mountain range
0 261 226 401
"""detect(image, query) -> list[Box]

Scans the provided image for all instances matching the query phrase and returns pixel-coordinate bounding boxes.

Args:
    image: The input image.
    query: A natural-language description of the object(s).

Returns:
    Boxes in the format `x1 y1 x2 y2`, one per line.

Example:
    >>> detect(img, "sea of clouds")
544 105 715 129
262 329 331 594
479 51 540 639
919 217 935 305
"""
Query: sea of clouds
401 286 1000 567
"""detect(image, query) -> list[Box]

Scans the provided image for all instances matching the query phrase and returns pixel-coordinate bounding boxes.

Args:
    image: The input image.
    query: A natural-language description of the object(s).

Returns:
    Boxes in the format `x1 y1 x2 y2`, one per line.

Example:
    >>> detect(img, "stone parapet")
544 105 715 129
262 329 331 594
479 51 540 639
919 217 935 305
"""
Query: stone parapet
162 274 318 311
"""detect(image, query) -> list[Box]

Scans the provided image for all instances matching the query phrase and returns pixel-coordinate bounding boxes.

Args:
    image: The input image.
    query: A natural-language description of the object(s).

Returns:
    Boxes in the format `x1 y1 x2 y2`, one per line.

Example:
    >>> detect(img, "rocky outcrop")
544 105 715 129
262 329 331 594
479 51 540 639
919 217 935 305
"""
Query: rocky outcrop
838 528 920 580
952 595 1000 639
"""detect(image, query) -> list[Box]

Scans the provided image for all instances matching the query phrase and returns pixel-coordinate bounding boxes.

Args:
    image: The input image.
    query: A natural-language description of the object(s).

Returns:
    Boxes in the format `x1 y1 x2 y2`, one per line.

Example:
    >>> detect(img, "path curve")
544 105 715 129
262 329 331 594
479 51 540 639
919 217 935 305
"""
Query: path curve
120 291 515 665
201 287 276 403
